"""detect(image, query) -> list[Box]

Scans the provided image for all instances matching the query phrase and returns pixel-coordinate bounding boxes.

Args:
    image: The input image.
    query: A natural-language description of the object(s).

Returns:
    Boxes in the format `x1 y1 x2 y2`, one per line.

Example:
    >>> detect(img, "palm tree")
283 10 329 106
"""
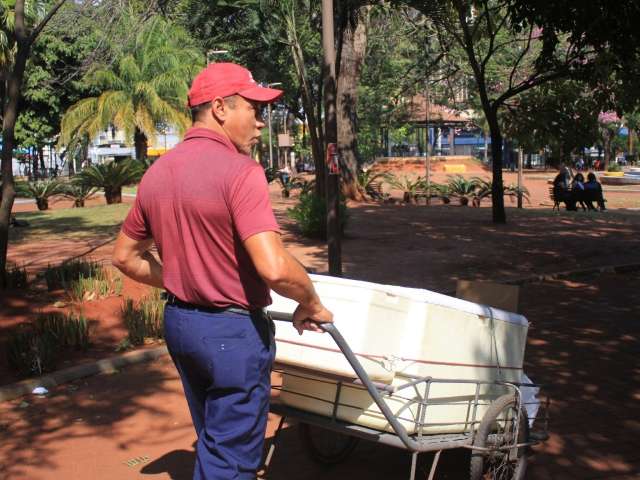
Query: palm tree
75 160 143 204
62 183 98 208
16 180 66 211
59 16 203 161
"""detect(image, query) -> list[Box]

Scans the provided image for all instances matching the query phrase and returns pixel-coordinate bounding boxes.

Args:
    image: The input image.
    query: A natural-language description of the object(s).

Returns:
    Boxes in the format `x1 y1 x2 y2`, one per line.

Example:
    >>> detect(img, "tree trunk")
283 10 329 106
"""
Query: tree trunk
134 128 148 161
336 5 370 201
487 111 506 223
603 128 613 171
105 187 122 204
0 42 29 287
38 144 45 172
36 198 49 210
0 0 67 286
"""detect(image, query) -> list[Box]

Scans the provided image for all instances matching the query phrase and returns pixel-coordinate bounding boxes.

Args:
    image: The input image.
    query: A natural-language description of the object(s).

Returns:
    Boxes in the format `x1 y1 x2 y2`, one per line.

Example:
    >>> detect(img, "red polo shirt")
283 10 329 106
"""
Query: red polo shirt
121 127 280 309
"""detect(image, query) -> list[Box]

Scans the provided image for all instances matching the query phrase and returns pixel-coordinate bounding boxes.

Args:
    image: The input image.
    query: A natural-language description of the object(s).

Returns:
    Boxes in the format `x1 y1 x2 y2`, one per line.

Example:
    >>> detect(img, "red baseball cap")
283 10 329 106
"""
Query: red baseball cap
188 62 283 107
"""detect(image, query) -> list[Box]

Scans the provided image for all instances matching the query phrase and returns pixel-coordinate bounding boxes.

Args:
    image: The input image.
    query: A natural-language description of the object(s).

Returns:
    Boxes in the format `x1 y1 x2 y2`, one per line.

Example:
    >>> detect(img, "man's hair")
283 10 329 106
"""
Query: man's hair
190 101 212 123
190 95 238 123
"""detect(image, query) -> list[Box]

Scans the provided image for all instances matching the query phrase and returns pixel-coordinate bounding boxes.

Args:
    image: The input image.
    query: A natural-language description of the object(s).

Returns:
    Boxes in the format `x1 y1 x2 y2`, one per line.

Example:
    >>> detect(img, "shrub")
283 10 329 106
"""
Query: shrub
68 268 122 302
388 175 425 203
6 312 90 376
35 312 90 351
16 179 65 210
4 263 28 289
121 289 165 346
76 160 143 204
7 329 58 376
44 258 103 291
607 162 622 172
62 182 99 207
446 175 480 206
287 193 348 239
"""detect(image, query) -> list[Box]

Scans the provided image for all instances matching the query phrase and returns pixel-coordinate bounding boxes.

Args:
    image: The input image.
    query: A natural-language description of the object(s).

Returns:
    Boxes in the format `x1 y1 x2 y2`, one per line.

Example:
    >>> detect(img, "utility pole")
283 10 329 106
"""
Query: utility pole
425 35 432 205
517 148 524 208
266 82 282 169
321 0 342 276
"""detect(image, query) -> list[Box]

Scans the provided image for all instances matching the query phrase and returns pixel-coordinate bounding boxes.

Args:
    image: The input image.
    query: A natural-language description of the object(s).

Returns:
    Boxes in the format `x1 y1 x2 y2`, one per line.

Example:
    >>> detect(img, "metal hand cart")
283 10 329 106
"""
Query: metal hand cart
263 313 549 480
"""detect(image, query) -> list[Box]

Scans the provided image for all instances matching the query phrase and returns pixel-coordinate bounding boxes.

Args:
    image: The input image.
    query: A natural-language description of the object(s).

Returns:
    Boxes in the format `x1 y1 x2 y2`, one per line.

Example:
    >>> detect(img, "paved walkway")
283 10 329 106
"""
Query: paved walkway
1 271 638 479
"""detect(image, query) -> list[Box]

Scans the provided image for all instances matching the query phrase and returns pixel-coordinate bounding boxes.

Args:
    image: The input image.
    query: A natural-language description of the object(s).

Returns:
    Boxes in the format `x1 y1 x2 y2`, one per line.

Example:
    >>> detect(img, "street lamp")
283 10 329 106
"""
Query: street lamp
266 82 282 169
206 49 228 64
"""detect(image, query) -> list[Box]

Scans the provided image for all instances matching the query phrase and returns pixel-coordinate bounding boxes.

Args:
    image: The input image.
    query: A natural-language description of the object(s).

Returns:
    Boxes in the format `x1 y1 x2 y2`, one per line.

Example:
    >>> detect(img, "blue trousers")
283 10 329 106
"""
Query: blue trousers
164 305 276 479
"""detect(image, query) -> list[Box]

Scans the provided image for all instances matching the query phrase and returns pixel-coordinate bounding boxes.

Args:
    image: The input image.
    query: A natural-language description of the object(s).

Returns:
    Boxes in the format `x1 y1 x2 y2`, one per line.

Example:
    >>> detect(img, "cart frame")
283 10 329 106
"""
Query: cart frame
264 313 548 480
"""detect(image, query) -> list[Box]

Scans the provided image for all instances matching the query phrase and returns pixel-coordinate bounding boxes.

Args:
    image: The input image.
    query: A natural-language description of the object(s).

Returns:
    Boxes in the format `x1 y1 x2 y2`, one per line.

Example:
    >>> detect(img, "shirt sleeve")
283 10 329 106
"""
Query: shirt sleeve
121 195 151 240
229 163 281 241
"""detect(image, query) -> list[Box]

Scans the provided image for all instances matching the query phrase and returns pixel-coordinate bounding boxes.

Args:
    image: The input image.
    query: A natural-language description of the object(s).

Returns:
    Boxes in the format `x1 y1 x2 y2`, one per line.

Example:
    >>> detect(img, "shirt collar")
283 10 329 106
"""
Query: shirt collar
183 127 238 153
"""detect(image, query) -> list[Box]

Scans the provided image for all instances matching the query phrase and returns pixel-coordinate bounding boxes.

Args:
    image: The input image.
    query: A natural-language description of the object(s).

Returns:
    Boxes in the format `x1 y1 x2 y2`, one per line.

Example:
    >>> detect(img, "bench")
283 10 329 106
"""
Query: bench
365 181 387 201
415 188 448 204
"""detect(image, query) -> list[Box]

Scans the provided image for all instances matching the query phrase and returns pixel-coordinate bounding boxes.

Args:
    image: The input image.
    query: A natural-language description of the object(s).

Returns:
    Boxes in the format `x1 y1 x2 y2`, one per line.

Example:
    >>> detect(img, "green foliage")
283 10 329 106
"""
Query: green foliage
287 193 348 240
7 311 90 377
607 162 623 172
446 175 481 206
121 289 165 347
62 183 98 208
470 177 530 207
388 174 425 203
67 268 122 302
75 160 143 204
44 258 103 291
4 263 28 289
59 15 203 156
16 179 66 210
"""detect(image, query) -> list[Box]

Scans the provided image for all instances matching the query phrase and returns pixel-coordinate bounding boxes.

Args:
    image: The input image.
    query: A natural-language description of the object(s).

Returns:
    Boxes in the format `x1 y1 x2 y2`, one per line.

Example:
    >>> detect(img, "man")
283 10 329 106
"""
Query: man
112 62 333 479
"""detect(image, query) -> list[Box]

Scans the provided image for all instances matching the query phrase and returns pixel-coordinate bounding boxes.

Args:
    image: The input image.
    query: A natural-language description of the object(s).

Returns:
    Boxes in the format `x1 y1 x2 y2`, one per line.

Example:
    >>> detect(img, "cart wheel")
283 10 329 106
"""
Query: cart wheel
469 394 529 480
298 422 359 465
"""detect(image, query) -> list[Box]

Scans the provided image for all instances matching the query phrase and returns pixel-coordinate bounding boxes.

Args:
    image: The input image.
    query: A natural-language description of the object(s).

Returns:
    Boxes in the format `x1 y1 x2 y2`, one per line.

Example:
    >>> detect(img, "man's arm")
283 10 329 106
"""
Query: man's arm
243 231 333 334
112 231 163 288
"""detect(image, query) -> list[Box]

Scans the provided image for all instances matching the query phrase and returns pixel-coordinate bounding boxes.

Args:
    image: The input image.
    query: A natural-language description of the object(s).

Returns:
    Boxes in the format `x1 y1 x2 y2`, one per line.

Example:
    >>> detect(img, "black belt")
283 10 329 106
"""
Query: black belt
164 292 261 317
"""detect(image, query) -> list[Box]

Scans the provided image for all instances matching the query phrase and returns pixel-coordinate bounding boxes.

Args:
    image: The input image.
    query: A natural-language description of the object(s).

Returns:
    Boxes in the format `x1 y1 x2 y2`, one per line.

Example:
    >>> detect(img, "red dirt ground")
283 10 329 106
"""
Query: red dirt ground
1 174 640 479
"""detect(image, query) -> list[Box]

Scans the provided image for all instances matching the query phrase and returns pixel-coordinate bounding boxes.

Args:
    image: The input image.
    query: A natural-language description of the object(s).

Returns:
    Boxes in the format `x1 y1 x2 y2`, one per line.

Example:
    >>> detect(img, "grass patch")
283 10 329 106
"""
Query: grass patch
9 203 131 244
45 258 122 301
7 311 91 377
122 186 138 195
120 288 165 348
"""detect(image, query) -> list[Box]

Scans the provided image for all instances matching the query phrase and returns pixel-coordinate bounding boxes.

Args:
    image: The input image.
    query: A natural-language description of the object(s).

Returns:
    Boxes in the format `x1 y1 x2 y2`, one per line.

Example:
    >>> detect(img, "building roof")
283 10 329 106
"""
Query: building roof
397 95 472 126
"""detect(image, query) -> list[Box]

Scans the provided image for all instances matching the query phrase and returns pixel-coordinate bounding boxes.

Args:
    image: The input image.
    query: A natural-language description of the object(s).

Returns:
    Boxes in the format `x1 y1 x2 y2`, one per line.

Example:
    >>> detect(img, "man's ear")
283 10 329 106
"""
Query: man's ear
211 97 227 123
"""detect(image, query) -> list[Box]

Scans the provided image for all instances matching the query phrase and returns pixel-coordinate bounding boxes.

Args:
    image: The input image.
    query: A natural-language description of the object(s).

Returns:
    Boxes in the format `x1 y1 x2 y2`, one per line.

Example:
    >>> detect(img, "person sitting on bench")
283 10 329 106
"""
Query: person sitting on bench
553 166 575 211
584 172 607 211
570 173 588 211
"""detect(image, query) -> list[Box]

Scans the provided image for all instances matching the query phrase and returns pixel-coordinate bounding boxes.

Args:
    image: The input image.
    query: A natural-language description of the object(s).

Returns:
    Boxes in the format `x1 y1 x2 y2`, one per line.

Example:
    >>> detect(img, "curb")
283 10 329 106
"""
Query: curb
0 345 168 403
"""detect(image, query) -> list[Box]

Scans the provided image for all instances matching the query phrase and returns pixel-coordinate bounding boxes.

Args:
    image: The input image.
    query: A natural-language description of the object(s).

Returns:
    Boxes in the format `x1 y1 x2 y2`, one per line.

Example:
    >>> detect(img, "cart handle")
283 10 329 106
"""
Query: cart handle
269 310 420 452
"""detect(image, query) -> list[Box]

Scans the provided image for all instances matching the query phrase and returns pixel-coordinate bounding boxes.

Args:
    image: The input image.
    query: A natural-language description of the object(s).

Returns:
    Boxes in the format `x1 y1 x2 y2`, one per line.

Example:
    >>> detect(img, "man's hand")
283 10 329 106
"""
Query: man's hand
292 303 333 335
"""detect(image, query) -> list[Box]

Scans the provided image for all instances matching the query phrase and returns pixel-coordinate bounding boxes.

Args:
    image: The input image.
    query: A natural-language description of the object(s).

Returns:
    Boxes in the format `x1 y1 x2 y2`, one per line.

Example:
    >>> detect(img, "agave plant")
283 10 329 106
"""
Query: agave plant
446 175 480 206
16 180 66 211
470 177 530 207
76 160 143 204
63 182 99 208
357 169 392 200
388 175 425 203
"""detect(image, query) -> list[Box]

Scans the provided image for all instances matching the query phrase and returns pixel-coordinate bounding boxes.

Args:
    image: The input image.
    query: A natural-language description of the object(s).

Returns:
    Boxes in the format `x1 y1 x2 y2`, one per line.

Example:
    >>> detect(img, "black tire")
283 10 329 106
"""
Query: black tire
469 394 529 480
298 422 359 465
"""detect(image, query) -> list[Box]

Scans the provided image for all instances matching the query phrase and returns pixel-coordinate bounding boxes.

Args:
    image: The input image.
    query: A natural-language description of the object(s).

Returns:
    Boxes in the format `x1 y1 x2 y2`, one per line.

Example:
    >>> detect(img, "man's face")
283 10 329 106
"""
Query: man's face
222 96 266 155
